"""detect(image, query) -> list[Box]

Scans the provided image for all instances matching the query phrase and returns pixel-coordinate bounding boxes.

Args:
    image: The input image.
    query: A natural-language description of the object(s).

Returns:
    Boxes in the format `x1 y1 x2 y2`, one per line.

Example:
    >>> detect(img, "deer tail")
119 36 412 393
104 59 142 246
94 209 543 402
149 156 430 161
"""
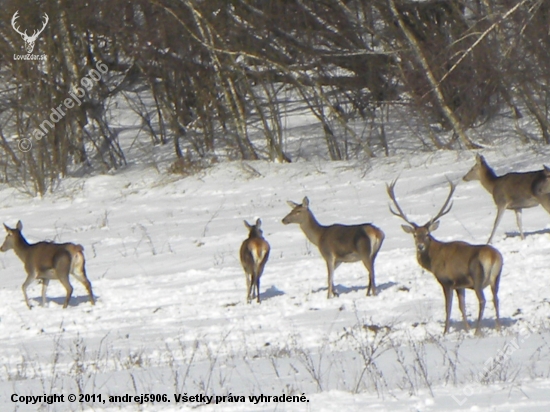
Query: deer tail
365 226 384 260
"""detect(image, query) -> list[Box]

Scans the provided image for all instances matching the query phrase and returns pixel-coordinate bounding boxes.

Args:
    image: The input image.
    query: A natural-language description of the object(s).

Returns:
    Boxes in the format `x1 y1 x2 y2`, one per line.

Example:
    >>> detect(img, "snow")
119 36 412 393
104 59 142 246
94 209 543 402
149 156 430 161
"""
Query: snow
0 146 549 411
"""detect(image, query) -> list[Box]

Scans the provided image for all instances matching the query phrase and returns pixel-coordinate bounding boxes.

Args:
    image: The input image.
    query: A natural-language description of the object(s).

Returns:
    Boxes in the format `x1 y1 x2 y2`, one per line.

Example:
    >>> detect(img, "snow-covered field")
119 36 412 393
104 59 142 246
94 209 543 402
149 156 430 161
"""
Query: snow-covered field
0 143 549 411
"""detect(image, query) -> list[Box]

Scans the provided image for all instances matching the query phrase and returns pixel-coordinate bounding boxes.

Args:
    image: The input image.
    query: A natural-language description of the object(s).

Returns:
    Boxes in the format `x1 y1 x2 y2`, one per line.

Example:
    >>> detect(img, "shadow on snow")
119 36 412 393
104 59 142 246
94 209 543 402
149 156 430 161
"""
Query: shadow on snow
313 281 398 296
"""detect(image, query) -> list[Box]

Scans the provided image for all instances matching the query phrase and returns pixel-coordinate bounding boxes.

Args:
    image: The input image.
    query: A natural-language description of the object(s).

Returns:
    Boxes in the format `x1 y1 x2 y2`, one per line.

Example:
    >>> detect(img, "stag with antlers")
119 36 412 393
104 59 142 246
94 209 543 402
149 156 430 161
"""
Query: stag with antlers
387 180 503 335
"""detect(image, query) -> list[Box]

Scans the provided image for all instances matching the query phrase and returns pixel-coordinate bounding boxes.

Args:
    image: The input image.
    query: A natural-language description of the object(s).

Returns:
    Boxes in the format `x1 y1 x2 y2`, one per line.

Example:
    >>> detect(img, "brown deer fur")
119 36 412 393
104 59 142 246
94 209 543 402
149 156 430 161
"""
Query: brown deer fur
240 219 270 304
0 221 95 309
388 181 502 335
463 154 550 243
282 197 384 298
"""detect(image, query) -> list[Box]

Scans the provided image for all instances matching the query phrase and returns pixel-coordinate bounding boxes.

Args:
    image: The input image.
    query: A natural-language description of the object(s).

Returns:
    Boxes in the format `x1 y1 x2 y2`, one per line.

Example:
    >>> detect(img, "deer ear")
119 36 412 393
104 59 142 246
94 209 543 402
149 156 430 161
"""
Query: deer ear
302 197 309 207
255 218 262 228
3 223 9 232
16 221 22 231
429 220 440 232
401 225 414 234
287 200 299 208
244 220 251 229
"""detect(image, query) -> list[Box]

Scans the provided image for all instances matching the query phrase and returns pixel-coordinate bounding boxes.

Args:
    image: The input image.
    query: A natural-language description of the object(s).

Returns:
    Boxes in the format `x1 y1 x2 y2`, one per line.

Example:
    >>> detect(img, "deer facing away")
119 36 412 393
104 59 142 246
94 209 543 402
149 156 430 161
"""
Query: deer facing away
240 219 270 304
463 154 550 243
387 180 502 335
0 221 95 309
282 197 384 298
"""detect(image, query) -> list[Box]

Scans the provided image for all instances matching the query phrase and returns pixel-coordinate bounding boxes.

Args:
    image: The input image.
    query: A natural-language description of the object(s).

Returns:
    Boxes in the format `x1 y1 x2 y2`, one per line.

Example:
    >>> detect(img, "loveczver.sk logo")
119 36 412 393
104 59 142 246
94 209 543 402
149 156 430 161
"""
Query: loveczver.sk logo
11 10 48 59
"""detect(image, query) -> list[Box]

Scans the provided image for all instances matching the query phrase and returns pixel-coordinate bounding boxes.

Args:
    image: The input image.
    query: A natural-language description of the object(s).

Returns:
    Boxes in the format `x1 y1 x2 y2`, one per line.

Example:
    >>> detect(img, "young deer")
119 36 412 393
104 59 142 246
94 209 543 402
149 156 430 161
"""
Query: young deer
387 180 502 335
463 154 550 243
0 221 95 309
240 219 270 304
282 197 384 298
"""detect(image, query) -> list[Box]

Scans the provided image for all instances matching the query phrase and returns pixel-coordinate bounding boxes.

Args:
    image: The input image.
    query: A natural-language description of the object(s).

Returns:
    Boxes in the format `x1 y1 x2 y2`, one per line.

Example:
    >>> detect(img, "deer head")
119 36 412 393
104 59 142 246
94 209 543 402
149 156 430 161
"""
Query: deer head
0 220 23 252
244 218 264 238
387 180 455 254
12 11 49 54
281 197 310 225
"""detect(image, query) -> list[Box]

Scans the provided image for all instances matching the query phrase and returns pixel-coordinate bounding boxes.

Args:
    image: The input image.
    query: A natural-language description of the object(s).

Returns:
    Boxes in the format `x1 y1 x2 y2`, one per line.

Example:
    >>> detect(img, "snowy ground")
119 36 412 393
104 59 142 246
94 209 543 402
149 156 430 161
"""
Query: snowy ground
0 143 549 411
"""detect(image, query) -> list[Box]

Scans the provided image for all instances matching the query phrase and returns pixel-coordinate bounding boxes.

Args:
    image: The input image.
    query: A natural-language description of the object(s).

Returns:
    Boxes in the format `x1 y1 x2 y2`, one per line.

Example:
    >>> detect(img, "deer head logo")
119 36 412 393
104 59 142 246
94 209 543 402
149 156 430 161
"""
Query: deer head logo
11 11 49 54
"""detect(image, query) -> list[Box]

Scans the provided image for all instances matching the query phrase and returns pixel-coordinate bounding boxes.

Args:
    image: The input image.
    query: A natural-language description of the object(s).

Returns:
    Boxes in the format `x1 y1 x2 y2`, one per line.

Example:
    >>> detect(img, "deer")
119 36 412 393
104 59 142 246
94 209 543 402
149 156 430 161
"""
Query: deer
11 11 49 54
0 221 95 309
463 154 550 243
282 197 384 299
387 180 503 335
240 219 270 304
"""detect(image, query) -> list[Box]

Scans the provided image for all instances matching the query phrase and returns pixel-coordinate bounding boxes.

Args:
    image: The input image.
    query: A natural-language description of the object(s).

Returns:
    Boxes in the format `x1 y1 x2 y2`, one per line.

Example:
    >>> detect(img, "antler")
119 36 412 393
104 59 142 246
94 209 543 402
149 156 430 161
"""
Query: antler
386 180 416 226
11 11 48 40
32 13 49 40
387 179 456 226
11 11 25 37
429 180 456 225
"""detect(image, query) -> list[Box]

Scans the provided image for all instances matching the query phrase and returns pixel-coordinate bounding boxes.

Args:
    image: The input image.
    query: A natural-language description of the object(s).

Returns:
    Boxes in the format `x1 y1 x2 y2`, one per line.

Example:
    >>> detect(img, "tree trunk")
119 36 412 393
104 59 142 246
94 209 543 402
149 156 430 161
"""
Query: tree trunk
387 0 479 149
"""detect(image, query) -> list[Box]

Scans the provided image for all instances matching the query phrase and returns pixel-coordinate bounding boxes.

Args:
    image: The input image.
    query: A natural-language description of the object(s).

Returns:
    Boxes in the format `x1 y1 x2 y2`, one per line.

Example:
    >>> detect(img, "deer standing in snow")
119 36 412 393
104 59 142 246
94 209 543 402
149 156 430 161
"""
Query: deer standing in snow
387 180 502 335
282 197 384 298
240 219 270 304
463 154 550 243
0 221 95 309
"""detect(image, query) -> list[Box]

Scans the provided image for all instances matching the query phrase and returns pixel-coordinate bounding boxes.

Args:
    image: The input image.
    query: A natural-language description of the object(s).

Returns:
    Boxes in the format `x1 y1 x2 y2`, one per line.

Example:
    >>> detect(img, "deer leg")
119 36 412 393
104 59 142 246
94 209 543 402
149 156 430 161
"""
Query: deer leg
58 276 73 309
71 266 95 305
442 285 453 334
491 277 501 332
55 254 73 309
455 288 470 331
325 258 338 298
515 209 524 240
256 256 268 304
474 287 486 336
246 272 253 304
249 266 258 303
251 273 257 300
56 271 73 309
84 278 95 305
21 272 36 310
255 272 261 304
362 256 376 297
488 206 506 244
41 279 50 307
71 274 95 305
